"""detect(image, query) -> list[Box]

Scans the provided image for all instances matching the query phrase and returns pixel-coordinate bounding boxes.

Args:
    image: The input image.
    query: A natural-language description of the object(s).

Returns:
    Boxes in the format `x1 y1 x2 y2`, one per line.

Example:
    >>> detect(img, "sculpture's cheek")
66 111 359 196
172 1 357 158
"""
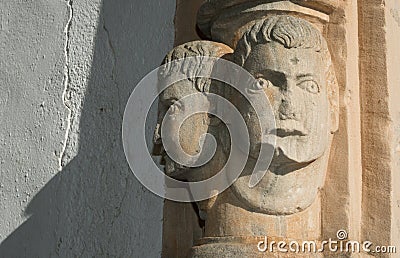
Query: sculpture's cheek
179 113 210 155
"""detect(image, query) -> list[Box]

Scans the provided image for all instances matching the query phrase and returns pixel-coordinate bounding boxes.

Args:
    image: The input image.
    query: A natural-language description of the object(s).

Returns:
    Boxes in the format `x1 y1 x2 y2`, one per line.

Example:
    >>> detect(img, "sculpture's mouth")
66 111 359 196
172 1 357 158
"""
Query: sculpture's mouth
268 120 309 138
267 128 307 138
274 128 307 137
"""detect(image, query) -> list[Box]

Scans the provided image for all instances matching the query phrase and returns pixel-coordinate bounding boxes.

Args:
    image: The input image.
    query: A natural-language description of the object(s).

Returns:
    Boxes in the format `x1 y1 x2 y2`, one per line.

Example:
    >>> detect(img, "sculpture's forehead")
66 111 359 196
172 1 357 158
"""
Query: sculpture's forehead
244 42 325 79
160 79 198 102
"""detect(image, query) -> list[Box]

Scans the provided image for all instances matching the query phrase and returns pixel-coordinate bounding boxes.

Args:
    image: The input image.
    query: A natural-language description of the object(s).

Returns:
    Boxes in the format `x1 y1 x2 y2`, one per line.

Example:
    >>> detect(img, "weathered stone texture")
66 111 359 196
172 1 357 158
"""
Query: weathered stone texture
359 0 400 256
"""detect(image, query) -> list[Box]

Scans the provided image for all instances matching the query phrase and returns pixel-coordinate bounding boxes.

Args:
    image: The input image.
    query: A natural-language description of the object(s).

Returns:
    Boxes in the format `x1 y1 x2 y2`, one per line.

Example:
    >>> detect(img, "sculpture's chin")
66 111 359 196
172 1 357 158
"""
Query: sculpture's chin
163 155 188 179
231 171 320 215
230 142 327 215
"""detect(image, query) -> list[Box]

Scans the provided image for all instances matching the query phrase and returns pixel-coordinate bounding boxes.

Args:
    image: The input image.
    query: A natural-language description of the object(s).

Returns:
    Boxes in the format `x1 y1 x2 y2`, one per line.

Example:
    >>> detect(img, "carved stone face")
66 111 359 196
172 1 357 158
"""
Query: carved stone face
156 79 211 178
244 42 330 164
230 41 334 214
154 41 233 188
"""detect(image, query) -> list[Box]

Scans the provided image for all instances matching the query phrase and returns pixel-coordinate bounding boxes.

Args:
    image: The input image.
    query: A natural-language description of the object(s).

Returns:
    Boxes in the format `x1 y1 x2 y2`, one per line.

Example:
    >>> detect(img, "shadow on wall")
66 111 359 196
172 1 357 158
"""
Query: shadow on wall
0 0 175 256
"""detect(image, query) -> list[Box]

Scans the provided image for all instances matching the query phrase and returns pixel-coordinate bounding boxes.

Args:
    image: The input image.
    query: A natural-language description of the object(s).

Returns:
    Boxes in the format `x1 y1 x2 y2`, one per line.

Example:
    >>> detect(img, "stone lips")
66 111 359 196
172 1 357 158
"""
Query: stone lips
197 0 339 42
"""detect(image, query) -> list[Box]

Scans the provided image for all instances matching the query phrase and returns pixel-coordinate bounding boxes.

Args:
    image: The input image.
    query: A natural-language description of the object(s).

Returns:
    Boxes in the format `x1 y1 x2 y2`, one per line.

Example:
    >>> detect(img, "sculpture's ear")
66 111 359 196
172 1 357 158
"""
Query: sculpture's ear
327 62 339 133
152 123 164 155
152 101 167 155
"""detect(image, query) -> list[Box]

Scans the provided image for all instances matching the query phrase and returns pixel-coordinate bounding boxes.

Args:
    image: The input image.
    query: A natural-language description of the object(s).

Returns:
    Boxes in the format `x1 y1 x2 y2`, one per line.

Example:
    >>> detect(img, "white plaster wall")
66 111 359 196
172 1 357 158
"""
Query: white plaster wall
0 0 175 256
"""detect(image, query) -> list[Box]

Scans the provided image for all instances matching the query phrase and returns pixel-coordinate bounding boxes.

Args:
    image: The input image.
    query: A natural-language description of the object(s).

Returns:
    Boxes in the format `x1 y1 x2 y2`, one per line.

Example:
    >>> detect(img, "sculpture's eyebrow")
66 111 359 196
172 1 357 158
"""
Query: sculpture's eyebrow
258 69 286 86
259 69 285 78
296 73 314 79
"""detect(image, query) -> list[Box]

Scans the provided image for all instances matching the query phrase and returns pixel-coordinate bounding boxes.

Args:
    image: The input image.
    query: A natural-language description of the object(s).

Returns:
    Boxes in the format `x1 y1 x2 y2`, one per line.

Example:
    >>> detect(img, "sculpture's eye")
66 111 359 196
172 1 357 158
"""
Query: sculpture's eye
298 80 320 94
168 101 183 114
253 77 272 90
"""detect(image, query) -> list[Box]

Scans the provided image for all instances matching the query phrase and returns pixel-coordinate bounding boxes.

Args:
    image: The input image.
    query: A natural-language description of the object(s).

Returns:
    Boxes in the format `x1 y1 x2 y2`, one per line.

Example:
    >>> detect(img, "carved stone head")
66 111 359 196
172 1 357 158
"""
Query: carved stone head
154 41 232 182
230 15 339 214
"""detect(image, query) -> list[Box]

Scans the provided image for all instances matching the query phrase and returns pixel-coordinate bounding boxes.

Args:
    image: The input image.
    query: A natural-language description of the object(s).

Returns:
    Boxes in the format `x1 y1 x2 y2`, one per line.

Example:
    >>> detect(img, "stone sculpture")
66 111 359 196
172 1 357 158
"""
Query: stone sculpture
156 14 338 213
157 6 339 258
153 40 233 218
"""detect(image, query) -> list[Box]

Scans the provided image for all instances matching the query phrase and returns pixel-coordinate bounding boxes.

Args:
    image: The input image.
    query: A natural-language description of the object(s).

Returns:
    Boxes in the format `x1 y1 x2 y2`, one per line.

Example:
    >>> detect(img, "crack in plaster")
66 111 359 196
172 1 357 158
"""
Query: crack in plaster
60 0 73 170
111 177 129 226
102 19 123 119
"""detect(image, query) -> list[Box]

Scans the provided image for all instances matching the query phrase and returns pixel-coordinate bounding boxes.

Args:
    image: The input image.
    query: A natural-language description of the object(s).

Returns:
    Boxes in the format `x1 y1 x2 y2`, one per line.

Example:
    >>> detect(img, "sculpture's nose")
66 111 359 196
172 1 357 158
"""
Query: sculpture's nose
278 99 297 120
278 80 299 120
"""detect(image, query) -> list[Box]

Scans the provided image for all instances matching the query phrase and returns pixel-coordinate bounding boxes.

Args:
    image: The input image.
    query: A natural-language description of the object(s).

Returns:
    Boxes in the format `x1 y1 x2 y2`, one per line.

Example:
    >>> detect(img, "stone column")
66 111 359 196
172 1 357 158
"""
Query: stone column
359 0 400 256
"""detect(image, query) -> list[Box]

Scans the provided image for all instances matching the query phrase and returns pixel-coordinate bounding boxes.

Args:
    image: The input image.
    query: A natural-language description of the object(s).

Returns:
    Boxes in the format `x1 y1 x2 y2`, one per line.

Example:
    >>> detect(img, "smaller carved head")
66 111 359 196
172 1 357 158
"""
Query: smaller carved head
154 41 230 178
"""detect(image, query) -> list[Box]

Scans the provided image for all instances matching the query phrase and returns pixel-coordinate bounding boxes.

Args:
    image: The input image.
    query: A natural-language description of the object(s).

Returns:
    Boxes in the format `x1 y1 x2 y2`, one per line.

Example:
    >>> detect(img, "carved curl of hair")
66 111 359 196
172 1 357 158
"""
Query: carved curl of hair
234 15 325 66
158 42 222 92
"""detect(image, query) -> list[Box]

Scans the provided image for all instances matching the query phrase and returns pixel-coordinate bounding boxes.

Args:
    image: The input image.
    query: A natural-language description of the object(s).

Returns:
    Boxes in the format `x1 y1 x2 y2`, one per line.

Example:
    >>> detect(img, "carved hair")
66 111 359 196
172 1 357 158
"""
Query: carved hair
234 15 339 132
234 15 326 66
158 41 222 92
